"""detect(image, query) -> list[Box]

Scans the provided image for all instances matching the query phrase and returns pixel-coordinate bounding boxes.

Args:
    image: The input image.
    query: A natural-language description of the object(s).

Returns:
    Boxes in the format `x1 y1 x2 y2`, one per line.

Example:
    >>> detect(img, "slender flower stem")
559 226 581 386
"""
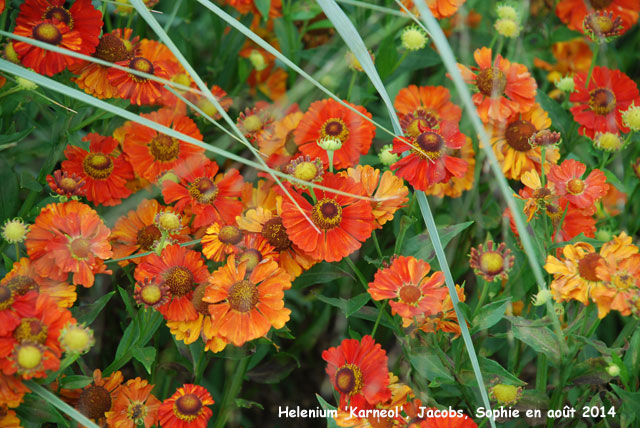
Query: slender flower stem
472 279 490 318
585 42 599 88
371 301 386 338
371 231 383 259
14 243 19 261
346 71 357 100
536 354 548 393
213 356 250 428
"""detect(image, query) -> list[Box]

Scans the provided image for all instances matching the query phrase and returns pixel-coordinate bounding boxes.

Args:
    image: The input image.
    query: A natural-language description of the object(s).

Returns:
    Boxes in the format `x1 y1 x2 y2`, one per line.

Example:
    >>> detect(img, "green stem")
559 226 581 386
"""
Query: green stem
612 319 640 348
345 71 357 100
14 243 19 261
70 110 107 132
472 279 489 318
371 230 383 259
327 150 334 173
585 42 599 88
344 256 368 290
371 301 386 338
25 381 100 428
536 353 548 394
213 356 250 428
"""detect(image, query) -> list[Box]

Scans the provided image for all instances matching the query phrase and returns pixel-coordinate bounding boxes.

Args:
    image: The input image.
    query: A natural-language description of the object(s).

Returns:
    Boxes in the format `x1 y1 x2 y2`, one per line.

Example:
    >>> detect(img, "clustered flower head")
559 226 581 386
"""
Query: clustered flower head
469 241 515 282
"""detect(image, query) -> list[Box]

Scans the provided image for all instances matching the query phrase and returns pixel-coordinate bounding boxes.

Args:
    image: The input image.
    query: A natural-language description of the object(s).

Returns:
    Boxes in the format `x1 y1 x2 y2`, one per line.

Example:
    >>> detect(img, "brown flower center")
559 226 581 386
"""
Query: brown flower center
83 153 114 180
192 283 210 314
578 253 603 282
129 57 154 80
174 394 203 421
149 134 180 162
139 282 164 306
335 363 363 396
227 280 259 312
321 118 349 142
311 198 343 230
238 249 262 272
77 385 112 420
127 402 146 425
0 285 14 310
60 177 80 193
480 252 505 275
414 131 445 159
476 67 507 97
402 110 439 137
188 177 219 204
567 179 585 195
94 34 129 63
136 225 162 250
165 267 195 297
218 225 243 245
261 217 291 251
14 318 48 344
70 237 91 260
589 88 616 115
398 284 421 304
32 22 62 45
5 276 38 295
588 0 613 9
43 6 72 27
505 120 536 152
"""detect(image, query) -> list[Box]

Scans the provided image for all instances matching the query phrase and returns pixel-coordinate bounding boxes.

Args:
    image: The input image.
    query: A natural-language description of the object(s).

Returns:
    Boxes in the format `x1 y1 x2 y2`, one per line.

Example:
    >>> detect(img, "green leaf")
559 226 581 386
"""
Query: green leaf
472 298 510 333
315 292 370 318
0 160 19 219
478 357 527 386
24 381 99 428
0 125 35 145
316 394 339 428
132 346 157 374
537 91 572 137
19 171 42 191
623 328 640 380
254 0 271 20
509 316 562 364
603 169 627 194
59 375 93 389
402 221 474 261
289 2 322 20
72 291 116 325
16 393 70 428
295 263 350 287
306 19 333 31
611 385 640 421
408 346 454 383
118 285 138 319
235 398 264 410
114 319 140 362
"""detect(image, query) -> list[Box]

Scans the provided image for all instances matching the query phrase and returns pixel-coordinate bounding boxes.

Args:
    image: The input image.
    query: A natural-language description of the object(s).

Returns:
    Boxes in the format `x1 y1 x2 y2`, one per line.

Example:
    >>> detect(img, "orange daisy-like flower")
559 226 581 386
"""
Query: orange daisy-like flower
415 284 466 337
134 244 210 322
158 384 214 428
25 201 112 287
0 373 30 409
590 233 640 318
46 169 86 199
489 103 559 180
105 377 161 428
281 173 374 262
548 159 608 210
223 0 282 17
1 257 76 309
205 255 291 346
259 111 303 158
236 232 280 272
162 158 245 229
469 241 515 282
61 133 134 206
0 289 36 338
107 38 172 105
457 47 537 123
423 136 475 198
237 106 275 144
533 39 593 80
570 66 640 139
401 0 467 19
294 99 376 170
237 202 317 279
62 369 123 426
420 410 478 428
70 29 138 99
110 199 190 266
390 122 468 190
201 223 243 262
394 85 462 137
118 108 206 182
0 406 21 428
342 165 409 229
13 0 103 76
556 0 639 32
188 85 233 120
368 256 447 321
322 335 391 410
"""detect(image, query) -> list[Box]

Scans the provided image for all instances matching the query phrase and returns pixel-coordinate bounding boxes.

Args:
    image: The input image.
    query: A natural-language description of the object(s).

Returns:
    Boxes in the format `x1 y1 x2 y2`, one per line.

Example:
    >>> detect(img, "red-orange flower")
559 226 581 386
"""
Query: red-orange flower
62 133 134 206
457 47 537 123
401 0 467 19
570 66 640 138
0 372 30 409
394 85 462 137
0 289 36 337
62 369 123 426
162 157 245 229
223 0 282 17
118 108 206 182
1 257 76 309
294 99 376 170
548 159 609 210
13 0 102 76
105 377 161 428
556 0 639 32
158 384 213 428
390 122 468 190
134 244 209 322
322 335 391 410
205 256 291 346
110 199 190 265
368 256 447 321
25 201 112 287
281 173 374 262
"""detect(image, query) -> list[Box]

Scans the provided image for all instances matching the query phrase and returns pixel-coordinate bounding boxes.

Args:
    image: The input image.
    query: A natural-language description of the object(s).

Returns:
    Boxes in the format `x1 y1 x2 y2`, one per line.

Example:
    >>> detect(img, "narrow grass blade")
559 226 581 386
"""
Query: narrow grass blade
24 380 100 428
409 0 566 350
316 2 494 425
335 0 407 17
